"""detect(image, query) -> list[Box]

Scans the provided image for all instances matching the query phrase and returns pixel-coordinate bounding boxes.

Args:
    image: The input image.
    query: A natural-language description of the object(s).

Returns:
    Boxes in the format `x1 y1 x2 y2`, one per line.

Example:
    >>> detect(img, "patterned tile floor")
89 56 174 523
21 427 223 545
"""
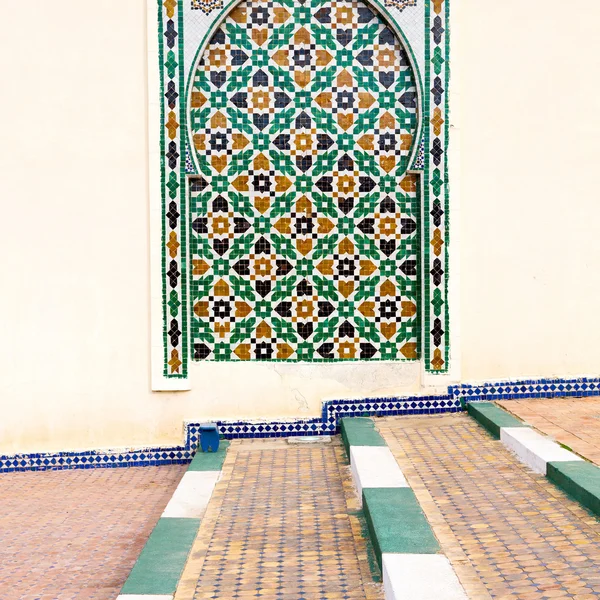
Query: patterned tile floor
0 464 186 600
379 414 600 599
498 398 600 465
175 439 382 600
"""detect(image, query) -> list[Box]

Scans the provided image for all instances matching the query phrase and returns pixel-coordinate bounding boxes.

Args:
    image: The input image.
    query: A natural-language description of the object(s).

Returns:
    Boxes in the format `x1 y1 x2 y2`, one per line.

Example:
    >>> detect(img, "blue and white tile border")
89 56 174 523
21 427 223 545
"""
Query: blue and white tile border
452 376 600 403
4 376 600 473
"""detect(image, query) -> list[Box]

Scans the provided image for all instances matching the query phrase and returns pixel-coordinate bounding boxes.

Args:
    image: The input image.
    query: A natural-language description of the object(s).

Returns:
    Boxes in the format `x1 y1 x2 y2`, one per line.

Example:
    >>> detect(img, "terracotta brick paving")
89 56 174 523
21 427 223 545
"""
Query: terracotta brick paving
0 464 186 600
497 398 600 465
175 439 382 600
379 414 600 599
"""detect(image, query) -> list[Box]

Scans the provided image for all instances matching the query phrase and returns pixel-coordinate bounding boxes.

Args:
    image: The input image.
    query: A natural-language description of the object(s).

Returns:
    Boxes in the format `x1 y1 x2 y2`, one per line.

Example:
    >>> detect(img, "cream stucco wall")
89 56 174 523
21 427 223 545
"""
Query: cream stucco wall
1 0 599 454
458 0 600 380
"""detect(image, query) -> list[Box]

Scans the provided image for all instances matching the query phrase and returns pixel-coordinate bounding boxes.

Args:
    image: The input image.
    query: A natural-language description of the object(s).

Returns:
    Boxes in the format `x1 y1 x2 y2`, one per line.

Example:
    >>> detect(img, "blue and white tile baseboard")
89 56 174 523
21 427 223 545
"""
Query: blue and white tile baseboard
3 376 600 473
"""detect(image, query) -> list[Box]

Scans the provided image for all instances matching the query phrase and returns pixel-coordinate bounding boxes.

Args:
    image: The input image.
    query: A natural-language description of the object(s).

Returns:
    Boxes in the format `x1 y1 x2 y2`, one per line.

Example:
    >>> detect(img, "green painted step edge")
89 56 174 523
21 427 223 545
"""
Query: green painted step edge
362 487 440 568
467 402 527 439
340 418 386 456
120 517 200 595
188 440 230 471
547 460 600 517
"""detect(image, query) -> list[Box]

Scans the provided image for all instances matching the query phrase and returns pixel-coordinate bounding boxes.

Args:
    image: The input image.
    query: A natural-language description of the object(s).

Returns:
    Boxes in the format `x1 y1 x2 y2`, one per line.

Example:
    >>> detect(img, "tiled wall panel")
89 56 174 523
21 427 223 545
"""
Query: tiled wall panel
156 0 450 376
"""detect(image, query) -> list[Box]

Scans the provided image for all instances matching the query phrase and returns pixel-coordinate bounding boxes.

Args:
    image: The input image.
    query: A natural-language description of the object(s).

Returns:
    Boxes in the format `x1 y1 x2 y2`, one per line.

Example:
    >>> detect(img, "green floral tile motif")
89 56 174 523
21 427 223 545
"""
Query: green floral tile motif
189 0 419 362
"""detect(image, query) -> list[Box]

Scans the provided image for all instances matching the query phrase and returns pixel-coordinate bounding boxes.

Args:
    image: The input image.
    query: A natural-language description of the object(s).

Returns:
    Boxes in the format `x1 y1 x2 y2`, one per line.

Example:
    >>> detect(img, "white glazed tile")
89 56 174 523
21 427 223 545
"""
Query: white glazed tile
116 595 173 600
382 554 468 600
500 427 582 475
161 471 220 519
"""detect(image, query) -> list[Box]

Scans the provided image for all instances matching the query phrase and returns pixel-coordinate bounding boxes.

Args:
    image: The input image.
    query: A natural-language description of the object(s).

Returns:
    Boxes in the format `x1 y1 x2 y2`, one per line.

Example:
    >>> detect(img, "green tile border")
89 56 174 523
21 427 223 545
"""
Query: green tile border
340 417 386 455
159 0 187 378
547 460 600 517
363 487 440 567
120 517 200 595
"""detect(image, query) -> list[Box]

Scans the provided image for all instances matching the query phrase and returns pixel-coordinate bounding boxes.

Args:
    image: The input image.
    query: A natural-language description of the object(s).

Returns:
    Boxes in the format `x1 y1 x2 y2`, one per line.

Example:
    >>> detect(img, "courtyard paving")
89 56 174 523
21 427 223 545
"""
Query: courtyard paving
497 398 600 466
0 463 186 600
379 413 600 599
3 400 600 599
174 438 382 600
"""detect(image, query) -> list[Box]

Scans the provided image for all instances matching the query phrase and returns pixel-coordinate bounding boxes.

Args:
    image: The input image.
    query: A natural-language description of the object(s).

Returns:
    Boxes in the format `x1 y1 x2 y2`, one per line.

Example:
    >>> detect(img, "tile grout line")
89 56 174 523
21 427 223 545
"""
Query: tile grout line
468 402 600 519
341 417 469 600
116 440 231 600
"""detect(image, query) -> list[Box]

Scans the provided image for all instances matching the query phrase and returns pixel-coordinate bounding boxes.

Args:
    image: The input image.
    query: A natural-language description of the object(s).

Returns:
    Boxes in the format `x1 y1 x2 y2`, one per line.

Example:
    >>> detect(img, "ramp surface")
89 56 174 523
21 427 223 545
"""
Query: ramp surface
380 414 600 599
174 439 382 600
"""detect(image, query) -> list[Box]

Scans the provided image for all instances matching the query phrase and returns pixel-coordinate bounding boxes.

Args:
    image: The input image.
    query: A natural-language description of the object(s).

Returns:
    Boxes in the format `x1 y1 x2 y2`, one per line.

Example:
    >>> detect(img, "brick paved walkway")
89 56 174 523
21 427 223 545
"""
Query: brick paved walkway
0 464 186 600
379 414 600 600
498 398 600 466
175 439 382 600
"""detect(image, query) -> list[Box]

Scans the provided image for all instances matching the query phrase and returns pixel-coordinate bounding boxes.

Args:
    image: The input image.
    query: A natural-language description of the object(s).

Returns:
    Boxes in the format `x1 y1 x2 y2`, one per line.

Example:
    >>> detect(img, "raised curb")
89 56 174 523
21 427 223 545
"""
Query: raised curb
500 427 581 475
467 402 526 438
119 518 199 596
363 488 440 560
341 417 468 600
117 596 173 600
116 441 229 599
161 471 221 519
468 402 600 517
350 446 408 497
547 460 600 516
341 417 386 455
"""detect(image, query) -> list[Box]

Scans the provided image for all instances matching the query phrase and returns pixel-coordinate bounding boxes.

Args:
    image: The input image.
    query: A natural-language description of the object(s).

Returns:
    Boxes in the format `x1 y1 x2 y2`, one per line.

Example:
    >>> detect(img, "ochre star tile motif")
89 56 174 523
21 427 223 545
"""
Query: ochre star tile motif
190 0 419 362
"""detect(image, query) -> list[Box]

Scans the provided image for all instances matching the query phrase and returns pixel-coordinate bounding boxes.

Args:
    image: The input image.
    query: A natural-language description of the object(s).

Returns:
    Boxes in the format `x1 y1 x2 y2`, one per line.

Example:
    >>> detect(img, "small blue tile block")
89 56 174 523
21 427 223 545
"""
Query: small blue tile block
199 423 220 453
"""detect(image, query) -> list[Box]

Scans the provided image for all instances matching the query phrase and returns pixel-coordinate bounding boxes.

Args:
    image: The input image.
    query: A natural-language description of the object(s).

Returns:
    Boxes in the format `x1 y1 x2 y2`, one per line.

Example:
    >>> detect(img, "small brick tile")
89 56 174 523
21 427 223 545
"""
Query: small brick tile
178 439 381 600
379 414 600 599
497 398 600 465
0 464 186 599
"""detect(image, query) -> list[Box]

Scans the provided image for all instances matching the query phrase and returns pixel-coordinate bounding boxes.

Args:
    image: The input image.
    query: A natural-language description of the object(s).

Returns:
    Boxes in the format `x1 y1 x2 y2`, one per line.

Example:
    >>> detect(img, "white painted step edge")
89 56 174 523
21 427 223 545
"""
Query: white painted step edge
382 554 468 600
161 470 221 519
350 446 409 499
500 427 582 475
116 595 173 600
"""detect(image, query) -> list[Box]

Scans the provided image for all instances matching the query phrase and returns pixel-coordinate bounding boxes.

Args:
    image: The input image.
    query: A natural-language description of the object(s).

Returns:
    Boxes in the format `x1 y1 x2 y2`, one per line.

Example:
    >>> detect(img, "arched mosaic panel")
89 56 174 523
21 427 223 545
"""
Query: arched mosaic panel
188 0 420 362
